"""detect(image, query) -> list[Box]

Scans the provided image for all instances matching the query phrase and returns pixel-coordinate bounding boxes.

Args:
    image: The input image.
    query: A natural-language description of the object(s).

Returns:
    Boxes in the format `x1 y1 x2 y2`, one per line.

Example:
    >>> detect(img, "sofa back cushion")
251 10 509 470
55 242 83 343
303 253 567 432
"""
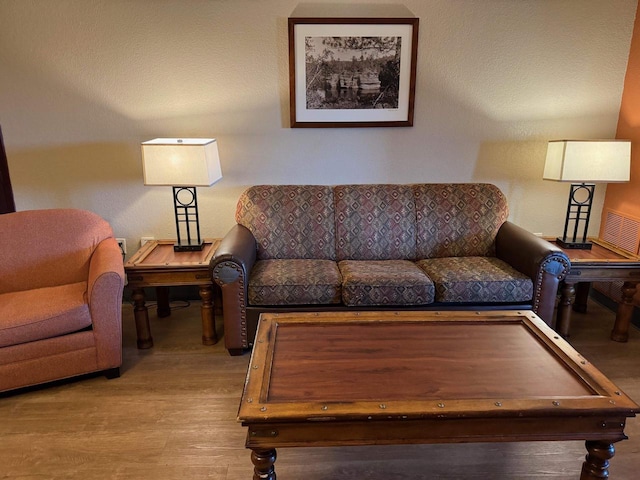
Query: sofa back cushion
334 184 417 261
236 185 336 260
0 209 114 294
413 183 509 258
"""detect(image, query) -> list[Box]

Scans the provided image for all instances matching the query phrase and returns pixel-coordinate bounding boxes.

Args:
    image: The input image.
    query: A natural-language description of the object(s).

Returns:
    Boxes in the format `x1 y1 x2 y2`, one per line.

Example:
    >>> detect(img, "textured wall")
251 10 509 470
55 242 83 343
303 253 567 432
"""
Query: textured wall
604 2 640 226
0 0 636 256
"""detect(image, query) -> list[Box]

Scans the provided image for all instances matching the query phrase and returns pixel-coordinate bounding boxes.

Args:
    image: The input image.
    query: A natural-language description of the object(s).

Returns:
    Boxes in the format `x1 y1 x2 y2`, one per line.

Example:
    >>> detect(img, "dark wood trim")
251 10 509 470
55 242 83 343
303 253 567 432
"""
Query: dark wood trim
0 125 16 214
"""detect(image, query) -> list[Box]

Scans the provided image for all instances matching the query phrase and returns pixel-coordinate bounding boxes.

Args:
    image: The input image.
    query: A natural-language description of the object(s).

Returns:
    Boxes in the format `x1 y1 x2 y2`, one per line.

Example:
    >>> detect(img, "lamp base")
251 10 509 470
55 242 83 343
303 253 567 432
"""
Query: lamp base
556 237 593 250
174 241 205 252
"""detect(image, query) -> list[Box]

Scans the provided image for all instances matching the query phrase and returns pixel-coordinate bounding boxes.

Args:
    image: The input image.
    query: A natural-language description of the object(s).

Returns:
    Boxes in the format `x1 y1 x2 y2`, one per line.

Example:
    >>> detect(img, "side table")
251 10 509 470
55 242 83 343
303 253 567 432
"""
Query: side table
124 239 221 349
552 237 640 342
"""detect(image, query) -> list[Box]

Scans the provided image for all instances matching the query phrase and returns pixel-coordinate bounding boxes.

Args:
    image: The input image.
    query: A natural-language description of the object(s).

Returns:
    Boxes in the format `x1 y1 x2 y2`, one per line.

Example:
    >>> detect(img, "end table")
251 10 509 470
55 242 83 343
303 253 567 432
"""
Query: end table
552 237 640 342
124 239 221 349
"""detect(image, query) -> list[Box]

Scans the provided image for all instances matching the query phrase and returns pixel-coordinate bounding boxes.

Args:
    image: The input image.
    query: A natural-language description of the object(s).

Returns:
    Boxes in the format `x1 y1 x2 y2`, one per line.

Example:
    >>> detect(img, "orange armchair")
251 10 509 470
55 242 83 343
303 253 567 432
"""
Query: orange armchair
0 209 125 393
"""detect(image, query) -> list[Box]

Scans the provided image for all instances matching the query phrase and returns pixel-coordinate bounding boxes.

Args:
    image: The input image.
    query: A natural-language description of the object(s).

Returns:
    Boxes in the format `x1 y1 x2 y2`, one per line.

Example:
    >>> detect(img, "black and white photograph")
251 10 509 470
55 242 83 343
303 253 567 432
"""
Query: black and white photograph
304 35 402 111
289 18 419 127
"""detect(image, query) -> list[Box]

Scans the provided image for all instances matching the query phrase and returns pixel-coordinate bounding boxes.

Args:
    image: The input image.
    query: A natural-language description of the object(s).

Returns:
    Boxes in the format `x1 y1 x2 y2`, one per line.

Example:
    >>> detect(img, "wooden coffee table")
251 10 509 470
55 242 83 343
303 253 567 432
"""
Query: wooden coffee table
238 311 638 479
125 239 220 348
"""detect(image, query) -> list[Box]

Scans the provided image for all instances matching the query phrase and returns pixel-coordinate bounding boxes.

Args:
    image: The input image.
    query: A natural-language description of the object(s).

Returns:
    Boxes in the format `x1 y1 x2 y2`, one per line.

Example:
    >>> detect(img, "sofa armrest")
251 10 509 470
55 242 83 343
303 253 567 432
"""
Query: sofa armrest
87 237 125 369
495 221 570 326
210 224 257 354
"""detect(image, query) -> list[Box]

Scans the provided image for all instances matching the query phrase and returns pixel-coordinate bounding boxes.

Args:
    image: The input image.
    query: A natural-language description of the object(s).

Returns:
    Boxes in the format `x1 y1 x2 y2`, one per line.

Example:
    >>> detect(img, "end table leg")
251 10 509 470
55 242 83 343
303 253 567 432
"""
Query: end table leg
573 282 591 313
556 281 576 338
132 288 153 349
199 285 218 345
581 441 615 479
611 281 638 342
251 448 277 480
156 286 171 318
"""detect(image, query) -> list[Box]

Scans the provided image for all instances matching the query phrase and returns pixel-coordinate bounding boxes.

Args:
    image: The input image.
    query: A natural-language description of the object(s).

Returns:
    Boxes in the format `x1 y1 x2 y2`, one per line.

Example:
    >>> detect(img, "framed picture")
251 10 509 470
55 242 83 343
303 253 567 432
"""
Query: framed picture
288 17 419 128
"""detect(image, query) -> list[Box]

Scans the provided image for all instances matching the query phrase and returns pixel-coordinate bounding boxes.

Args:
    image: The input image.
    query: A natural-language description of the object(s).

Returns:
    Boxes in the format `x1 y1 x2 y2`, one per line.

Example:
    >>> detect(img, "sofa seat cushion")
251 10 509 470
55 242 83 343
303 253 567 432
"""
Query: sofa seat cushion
248 259 342 305
339 260 435 306
0 281 91 348
416 257 533 303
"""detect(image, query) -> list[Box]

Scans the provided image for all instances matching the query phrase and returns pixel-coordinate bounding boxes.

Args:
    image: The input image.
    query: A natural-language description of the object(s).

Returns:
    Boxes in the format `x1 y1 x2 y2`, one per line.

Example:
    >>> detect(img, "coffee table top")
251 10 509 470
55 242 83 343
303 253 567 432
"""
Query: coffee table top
238 311 638 423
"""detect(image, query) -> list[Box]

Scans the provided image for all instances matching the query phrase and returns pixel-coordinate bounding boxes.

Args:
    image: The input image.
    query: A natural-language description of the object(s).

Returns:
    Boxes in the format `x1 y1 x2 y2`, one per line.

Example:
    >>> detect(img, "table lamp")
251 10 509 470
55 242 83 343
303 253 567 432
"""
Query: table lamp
141 138 222 252
543 139 631 250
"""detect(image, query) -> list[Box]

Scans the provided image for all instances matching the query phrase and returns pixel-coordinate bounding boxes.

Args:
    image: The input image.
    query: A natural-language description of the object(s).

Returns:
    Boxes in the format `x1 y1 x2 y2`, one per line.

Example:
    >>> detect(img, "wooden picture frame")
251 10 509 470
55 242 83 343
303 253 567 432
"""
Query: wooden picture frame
288 17 419 128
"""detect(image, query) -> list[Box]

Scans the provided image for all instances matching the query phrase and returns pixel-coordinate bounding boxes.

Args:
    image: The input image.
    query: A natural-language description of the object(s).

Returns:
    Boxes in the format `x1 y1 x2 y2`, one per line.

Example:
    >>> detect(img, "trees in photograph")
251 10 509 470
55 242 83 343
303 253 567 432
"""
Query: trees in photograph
305 36 401 110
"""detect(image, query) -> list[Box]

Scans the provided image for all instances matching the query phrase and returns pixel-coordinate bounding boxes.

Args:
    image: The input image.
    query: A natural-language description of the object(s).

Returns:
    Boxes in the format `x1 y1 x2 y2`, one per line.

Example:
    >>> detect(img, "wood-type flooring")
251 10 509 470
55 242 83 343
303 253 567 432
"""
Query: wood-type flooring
1 299 639 479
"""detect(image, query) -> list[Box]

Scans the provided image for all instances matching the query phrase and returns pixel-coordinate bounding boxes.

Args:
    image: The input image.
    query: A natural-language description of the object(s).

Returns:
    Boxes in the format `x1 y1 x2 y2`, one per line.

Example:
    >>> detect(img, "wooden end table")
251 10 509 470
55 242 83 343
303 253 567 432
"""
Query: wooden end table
124 239 220 349
238 310 638 479
551 238 640 342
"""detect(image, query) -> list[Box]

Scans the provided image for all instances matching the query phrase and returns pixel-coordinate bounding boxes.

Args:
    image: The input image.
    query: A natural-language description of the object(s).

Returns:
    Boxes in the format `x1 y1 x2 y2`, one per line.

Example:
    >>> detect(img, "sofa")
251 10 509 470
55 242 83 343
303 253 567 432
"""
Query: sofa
0 209 125 393
210 184 570 355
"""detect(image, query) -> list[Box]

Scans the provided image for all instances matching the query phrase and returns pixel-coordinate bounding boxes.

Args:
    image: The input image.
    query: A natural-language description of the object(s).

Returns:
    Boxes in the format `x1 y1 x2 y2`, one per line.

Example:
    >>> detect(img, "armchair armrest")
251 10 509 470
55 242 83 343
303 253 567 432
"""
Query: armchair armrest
495 221 570 326
210 224 257 354
87 237 125 369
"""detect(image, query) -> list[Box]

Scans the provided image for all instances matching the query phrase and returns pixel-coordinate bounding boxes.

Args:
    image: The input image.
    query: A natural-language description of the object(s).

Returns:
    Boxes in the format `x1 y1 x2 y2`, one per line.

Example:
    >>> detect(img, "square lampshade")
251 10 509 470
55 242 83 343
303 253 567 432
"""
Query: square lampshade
141 138 222 187
543 140 631 183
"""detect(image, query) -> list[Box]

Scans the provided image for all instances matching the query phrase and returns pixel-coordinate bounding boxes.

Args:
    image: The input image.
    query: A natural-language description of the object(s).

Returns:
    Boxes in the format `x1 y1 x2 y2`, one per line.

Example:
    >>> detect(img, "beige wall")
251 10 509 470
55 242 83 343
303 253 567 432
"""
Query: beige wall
0 0 636 256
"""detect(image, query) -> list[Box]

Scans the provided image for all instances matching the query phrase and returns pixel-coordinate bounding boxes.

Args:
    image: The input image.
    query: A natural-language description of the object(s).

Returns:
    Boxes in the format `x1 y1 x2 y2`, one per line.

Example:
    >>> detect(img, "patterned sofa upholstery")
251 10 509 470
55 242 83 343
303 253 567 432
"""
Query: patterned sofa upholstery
211 184 570 355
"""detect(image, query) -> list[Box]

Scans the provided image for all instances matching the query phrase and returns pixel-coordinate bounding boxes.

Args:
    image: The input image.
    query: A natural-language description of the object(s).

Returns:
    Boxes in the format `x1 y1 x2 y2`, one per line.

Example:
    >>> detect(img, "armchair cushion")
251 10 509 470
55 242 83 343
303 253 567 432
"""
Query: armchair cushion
417 257 533 303
248 259 342 305
0 281 91 348
0 209 113 293
339 260 435 306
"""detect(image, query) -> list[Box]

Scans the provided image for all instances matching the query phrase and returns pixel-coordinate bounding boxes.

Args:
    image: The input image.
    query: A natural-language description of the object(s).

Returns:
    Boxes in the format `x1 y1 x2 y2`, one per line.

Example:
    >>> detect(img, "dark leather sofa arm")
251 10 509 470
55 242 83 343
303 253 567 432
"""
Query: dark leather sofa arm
495 221 570 326
210 224 257 355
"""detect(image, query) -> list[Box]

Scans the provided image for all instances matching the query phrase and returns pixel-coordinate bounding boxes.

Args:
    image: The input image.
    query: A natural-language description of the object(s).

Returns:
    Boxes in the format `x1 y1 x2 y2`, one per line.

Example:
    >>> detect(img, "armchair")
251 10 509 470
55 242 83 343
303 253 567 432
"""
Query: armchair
0 209 125 393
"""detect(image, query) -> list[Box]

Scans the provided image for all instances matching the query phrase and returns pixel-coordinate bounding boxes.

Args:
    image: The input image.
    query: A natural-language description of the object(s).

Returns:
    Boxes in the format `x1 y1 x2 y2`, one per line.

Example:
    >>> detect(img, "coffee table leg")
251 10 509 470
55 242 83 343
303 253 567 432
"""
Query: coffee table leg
611 281 638 343
199 285 218 345
132 287 153 349
580 441 615 479
251 448 277 480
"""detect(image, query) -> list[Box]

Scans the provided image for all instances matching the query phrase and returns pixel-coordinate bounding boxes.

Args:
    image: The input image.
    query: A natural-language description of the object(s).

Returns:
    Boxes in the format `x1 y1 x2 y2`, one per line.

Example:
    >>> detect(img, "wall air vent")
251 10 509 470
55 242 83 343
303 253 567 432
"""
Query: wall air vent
600 209 640 255
594 208 640 305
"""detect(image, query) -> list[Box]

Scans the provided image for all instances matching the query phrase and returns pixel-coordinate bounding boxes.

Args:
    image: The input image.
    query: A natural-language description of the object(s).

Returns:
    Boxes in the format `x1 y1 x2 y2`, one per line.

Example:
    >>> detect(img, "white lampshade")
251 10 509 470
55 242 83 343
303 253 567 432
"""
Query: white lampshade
543 140 631 183
141 138 222 187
